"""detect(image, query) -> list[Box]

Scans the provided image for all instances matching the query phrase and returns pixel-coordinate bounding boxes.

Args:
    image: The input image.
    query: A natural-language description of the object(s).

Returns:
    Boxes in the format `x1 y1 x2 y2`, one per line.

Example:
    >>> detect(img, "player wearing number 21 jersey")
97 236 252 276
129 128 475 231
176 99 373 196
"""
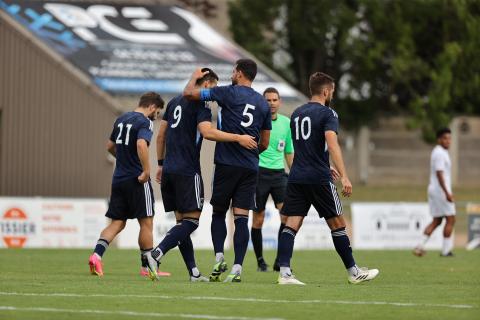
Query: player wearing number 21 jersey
277 72 379 285
183 59 272 283
88 92 164 278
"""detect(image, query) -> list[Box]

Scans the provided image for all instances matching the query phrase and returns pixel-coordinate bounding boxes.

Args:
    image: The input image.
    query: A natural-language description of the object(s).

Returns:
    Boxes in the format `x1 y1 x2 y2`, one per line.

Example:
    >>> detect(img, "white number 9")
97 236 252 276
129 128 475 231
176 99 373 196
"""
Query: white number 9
171 105 182 128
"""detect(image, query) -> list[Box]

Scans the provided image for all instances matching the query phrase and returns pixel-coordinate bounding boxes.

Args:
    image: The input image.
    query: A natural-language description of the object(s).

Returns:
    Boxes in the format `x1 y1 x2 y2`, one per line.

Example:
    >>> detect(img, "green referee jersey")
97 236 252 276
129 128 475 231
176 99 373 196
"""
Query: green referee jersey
259 113 293 170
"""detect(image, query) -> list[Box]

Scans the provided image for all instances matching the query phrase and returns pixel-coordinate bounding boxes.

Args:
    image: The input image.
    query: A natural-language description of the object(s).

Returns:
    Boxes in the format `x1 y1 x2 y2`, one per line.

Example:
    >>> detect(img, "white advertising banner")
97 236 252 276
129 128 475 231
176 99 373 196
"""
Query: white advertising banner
0 197 107 248
351 202 444 249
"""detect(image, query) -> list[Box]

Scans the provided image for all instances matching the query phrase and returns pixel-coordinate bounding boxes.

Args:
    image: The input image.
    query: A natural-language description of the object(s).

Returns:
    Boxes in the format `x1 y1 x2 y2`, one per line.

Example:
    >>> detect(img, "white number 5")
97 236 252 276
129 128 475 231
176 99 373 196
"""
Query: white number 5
241 104 255 127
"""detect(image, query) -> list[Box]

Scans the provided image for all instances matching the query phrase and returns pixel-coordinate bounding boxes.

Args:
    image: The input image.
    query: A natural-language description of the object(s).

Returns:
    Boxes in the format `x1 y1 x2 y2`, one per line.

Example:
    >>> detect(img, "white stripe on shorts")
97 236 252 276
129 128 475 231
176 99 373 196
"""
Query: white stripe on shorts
195 174 201 209
144 182 153 216
329 182 341 215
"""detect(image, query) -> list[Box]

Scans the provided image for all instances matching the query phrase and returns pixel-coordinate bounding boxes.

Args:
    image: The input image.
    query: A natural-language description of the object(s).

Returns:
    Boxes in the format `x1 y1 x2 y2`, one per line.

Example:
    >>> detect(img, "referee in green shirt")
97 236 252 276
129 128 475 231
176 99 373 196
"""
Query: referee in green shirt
252 87 294 272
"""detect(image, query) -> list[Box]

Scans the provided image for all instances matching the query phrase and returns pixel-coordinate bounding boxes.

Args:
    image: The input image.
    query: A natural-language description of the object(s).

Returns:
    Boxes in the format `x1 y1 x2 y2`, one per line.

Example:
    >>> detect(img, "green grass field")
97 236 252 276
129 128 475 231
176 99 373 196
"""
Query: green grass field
0 249 479 320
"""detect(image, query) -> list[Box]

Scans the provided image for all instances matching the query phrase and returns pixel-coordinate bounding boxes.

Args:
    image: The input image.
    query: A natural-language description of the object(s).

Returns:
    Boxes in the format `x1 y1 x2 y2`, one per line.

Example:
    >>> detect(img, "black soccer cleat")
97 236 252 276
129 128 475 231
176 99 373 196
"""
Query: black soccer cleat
273 259 280 272
257 258 269 272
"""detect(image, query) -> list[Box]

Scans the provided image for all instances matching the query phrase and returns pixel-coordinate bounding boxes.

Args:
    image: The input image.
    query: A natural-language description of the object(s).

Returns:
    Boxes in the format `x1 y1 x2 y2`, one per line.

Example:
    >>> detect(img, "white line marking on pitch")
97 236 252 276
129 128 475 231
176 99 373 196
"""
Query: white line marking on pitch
0 292 475 310
0 306 283 320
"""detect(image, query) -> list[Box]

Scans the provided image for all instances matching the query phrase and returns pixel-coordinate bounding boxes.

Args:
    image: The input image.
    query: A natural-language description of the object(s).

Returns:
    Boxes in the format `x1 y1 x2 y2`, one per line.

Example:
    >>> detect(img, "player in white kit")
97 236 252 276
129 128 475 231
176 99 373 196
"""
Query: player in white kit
414 128 456 257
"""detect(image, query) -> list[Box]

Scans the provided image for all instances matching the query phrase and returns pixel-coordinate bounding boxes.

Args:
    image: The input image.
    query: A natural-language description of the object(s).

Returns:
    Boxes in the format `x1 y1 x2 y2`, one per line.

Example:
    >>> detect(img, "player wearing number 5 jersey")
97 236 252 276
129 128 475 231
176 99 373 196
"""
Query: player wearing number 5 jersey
145 69 257 281
88 92 164 279
183 59 272 282
276 72 379 285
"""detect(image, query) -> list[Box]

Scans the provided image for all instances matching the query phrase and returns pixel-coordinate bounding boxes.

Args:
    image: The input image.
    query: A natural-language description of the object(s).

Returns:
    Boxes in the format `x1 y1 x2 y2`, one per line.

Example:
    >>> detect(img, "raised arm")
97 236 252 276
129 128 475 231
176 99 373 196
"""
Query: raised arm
325 131 352 197
197 121 257 149
259 129 271 153
183 68 210 100
155 120 168 183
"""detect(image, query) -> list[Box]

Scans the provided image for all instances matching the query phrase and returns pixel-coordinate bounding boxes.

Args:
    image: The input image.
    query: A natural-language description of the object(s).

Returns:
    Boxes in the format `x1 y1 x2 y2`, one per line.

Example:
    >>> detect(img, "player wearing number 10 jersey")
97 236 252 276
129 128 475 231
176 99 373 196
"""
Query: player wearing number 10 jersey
88 92 164 278
183 59 272 282
276 72 379 285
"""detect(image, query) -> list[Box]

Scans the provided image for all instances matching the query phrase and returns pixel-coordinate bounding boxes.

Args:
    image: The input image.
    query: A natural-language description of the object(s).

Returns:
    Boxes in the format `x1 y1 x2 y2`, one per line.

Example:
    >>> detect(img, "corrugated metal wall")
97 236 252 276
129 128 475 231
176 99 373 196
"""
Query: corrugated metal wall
0 13 120 197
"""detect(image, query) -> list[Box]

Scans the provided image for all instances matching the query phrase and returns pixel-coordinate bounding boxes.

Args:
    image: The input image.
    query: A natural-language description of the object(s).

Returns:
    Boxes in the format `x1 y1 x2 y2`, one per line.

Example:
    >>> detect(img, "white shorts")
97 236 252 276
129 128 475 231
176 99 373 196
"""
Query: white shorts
428 190 456 217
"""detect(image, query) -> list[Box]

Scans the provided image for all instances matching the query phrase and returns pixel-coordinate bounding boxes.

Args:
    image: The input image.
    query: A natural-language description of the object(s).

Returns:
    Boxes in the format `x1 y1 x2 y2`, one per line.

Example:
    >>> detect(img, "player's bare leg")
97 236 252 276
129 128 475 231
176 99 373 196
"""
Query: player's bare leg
277 215 305 285
441 216 456 256
89 219 126 276
224 207 249 282
326 215 379 284
138 217 170 278
414 217 443 256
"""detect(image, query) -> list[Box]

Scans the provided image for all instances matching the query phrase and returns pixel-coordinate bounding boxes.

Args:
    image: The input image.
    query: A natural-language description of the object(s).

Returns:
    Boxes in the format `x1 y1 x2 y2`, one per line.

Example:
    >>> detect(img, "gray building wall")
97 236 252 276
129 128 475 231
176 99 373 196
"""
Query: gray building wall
0 12 120 197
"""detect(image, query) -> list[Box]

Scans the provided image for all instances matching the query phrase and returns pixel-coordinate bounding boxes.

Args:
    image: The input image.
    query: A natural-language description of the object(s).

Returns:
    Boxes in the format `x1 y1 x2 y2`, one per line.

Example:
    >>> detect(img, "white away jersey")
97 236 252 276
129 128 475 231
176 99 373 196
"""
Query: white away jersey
428 145 452 193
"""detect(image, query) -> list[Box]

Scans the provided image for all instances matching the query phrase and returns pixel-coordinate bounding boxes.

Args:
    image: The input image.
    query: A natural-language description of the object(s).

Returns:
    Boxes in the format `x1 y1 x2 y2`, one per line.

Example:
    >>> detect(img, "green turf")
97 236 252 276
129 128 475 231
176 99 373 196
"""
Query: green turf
0 249 479 320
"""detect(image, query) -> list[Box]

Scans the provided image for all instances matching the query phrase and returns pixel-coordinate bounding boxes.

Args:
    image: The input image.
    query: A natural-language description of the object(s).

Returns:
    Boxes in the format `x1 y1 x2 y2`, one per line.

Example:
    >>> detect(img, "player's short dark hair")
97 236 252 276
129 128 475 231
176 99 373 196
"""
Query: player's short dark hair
309 72 335 96
196 68 219 86
436 127 451 139
263 87 280 98
235 59 257 81
138 92 164 109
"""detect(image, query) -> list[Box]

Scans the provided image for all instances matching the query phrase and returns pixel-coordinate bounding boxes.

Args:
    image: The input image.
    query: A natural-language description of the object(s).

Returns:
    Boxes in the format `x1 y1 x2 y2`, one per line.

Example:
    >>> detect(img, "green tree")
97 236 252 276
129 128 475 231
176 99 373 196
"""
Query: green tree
228 0 480 141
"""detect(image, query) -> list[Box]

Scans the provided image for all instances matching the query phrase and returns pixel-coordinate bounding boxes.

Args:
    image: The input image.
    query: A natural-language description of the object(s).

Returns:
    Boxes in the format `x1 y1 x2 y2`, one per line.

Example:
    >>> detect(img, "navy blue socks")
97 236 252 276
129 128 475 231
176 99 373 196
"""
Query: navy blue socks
94 238 109 257
152 218 199 261
211 210 227 256
277 226 297 267
331 227 356 269
233 215 249 265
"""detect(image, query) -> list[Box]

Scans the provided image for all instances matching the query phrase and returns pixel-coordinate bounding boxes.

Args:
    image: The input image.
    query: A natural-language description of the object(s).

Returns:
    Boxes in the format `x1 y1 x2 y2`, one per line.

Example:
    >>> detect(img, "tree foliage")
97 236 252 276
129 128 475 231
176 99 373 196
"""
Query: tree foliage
228 0 480 141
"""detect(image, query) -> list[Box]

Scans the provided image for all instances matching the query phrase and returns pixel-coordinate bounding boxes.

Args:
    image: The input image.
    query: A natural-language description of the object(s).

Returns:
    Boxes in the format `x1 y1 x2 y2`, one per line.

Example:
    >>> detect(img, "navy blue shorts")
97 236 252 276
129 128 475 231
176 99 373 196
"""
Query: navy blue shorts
106 178 155 220
210 164 258 211
281 182 342 219
161 172 204 213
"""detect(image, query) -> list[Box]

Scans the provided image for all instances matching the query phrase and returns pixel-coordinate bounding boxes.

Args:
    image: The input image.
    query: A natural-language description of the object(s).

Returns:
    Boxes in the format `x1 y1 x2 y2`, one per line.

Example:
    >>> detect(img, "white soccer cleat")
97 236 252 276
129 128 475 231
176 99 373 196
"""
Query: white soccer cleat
277 274 306 285
190 274 209 282
348 267 379 284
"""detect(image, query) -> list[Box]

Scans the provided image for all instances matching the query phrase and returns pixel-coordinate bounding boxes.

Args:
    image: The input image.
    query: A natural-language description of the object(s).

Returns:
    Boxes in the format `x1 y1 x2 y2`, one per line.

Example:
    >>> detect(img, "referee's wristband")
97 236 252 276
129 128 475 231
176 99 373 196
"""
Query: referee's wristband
158 159 164 166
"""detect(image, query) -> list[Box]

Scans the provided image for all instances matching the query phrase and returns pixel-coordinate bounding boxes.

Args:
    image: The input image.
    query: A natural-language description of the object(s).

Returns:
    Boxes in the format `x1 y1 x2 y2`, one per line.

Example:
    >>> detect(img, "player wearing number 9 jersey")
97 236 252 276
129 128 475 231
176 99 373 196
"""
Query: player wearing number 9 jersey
88 92 164 279
145 69 257 282
183 59 272 282
276 72 379 285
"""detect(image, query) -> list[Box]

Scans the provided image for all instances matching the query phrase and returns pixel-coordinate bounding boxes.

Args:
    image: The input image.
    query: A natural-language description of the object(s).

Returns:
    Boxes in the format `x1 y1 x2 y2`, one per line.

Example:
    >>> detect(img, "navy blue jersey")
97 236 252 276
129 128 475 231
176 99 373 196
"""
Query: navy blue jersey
109 111 153 184
162 95 212 176
288 102 339 184
200 85 271 171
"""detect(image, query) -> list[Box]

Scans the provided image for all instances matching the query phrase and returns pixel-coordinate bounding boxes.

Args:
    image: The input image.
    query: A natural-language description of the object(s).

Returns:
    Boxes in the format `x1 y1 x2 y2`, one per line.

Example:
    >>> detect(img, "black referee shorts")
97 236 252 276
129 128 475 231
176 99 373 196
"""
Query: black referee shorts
281 182 343 219
255 167 288 211
106 178 155 220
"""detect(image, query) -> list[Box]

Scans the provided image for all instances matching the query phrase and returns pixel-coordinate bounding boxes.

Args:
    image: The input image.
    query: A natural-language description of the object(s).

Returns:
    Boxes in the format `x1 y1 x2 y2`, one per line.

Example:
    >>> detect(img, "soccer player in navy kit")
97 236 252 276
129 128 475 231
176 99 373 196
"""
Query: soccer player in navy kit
89 92 164 279
183 60 272 282
276 72 379 285
146 69 257 281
